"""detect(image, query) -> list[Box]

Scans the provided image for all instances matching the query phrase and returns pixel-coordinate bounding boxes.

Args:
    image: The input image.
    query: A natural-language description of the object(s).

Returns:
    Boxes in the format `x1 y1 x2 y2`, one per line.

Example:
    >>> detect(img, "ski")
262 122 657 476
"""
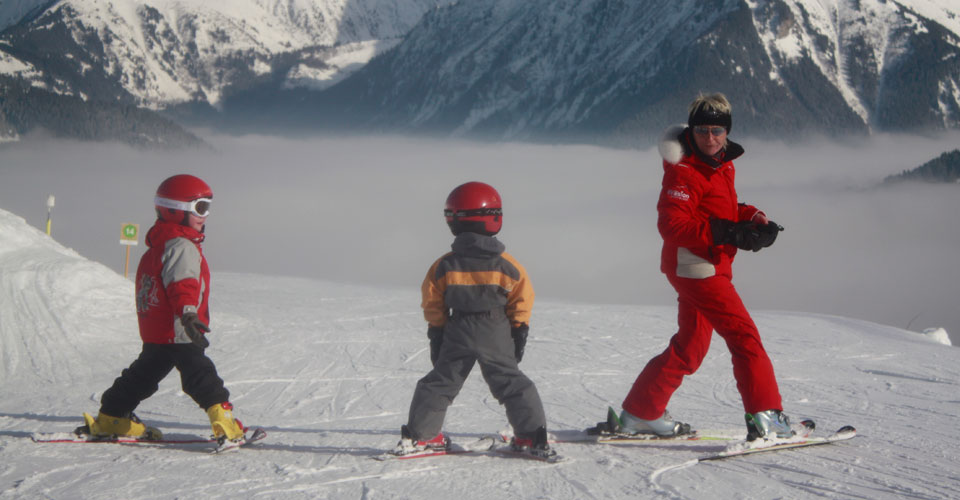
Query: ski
33 432 216 444
33 427 267 451
582 406 741 444
371 436 496 461
697 425 856 462
575 423 810 445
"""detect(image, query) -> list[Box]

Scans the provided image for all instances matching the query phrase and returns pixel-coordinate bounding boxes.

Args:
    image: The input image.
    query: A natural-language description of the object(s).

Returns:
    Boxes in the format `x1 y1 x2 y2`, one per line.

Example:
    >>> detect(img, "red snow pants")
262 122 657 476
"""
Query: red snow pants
622 274 782 420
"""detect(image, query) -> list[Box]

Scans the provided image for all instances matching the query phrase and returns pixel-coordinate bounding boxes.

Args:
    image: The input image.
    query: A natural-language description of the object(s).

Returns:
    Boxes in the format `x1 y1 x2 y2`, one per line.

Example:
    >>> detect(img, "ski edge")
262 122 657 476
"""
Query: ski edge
32 434 214 444
581 406 737 444
698 425 857 462
580 407 817 445
32 426 267 449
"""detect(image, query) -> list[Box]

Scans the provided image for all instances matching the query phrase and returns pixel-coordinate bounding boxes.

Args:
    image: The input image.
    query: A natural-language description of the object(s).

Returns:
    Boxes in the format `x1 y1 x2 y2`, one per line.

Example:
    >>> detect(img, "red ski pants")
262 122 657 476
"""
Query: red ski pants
622 274 782 420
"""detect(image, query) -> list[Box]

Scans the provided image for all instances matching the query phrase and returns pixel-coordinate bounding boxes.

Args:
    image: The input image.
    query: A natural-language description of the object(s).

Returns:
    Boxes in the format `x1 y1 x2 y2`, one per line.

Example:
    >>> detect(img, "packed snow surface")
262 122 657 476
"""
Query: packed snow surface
0 206 959 499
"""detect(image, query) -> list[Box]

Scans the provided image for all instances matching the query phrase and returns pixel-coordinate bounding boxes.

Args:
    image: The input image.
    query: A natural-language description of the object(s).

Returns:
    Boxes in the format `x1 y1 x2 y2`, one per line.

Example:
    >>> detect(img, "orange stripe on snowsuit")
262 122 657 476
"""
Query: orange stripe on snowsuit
422 251 534 328
438 270 520 291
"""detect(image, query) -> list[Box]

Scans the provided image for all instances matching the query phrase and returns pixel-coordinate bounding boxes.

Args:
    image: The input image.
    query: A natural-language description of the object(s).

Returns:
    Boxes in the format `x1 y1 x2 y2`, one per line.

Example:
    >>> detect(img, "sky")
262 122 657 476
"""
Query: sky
0 130 959 345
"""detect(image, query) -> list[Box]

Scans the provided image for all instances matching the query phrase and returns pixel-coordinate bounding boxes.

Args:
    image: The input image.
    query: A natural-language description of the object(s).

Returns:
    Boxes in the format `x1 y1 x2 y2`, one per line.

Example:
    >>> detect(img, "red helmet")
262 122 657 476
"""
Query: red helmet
154 174 213 224
444 182 502 236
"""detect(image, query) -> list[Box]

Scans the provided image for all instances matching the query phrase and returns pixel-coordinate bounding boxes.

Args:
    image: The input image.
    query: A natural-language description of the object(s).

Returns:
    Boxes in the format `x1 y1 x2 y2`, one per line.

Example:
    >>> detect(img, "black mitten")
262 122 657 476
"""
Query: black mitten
427 327 443 366
710 218 736 246
511 324 529 362
711 219 763 251
755 221 784 249
180 312 210 348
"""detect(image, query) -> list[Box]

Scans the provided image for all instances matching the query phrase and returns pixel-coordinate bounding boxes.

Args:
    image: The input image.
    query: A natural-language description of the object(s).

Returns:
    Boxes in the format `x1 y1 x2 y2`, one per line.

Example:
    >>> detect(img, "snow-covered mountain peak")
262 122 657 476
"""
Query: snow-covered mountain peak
900 0 960 35
1 0 957 137
0 0 439 107
744 0 959 126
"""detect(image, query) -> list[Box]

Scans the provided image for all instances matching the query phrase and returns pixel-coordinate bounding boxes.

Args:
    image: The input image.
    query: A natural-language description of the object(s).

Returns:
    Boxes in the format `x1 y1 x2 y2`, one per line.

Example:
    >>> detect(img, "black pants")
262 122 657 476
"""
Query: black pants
100 343 230 417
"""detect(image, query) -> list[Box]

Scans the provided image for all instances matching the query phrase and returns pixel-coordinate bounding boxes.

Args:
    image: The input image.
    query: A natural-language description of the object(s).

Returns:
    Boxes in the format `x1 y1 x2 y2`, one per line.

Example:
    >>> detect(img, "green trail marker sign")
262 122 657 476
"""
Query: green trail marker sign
120 223 139 278
120 223 139 245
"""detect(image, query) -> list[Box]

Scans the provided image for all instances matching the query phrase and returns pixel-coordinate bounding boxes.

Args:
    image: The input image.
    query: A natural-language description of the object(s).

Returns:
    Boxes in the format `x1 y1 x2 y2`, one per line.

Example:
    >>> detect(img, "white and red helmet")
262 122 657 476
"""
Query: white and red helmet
444 182 502 236
154 174 212 224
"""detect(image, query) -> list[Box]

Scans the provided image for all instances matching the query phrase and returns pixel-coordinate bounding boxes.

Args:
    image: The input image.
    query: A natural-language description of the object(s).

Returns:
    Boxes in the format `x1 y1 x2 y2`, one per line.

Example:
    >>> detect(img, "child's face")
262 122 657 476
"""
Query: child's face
186 213 207 232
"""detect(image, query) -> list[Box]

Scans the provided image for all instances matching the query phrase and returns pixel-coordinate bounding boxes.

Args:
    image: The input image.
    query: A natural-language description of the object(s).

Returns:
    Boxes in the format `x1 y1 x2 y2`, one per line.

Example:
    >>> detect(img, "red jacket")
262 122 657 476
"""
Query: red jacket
657 126 761 280
135 221 210 344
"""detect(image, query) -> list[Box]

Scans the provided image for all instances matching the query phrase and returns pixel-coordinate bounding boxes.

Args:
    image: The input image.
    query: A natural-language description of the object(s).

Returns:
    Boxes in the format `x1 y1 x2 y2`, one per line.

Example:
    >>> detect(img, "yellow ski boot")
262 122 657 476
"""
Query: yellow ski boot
80 412 162 440
206 402 245 445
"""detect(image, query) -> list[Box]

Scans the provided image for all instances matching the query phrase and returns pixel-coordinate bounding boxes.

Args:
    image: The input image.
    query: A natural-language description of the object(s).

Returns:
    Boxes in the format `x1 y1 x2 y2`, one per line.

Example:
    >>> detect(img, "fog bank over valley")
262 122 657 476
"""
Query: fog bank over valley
1 131 958 345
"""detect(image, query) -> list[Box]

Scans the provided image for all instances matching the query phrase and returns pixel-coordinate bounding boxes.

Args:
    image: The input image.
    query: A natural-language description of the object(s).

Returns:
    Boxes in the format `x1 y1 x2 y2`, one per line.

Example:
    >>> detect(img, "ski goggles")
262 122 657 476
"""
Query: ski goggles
444 207 502 219
154 196 212 217
693 125 727 137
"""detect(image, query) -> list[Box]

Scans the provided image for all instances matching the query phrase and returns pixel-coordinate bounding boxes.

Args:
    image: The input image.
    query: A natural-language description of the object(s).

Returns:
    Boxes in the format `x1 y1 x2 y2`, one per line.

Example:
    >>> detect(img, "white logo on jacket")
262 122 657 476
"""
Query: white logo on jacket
666 188 690 201
137 275 160 313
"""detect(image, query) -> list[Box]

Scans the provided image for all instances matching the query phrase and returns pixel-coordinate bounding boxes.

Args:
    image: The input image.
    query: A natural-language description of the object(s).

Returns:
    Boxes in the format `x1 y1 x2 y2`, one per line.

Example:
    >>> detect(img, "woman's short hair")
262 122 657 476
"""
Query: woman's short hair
688 93 731 116
688 93 732 133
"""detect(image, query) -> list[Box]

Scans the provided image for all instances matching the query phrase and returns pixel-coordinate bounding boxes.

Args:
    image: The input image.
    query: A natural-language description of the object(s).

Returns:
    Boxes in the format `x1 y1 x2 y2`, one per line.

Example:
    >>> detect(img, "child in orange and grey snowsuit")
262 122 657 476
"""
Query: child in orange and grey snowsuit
394 181 554 459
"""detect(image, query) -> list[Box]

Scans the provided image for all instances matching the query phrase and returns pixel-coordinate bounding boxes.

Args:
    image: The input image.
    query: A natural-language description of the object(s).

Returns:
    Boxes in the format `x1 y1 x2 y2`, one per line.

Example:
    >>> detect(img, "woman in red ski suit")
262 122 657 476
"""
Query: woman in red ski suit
618 93 792 440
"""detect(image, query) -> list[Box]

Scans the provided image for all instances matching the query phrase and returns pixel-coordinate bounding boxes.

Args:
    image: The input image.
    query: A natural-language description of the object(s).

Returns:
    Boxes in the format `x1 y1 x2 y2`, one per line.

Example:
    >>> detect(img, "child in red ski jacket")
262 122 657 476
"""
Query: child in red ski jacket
80 174 247 447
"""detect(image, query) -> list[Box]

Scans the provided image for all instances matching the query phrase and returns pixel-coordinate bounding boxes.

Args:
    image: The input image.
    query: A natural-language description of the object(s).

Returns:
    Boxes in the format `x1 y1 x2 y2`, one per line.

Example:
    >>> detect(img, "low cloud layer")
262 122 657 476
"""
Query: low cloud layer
2 131 959 345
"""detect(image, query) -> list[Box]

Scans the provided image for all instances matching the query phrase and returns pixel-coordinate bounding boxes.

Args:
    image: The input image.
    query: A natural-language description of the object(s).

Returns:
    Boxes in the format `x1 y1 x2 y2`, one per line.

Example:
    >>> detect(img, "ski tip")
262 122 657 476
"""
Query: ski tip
836 425 856 435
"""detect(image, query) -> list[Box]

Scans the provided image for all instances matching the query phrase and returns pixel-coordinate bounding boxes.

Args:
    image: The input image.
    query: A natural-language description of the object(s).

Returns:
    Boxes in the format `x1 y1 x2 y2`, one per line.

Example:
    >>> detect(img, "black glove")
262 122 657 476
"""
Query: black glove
427 326 443 366
180 312 210 348
710 219 780 252
511 324 529 363
755 221 783 249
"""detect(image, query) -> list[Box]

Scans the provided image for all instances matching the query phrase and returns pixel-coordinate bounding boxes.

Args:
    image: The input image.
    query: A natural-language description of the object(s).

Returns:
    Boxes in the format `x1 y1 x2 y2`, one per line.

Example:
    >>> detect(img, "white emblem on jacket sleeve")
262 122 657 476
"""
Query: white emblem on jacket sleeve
666 188 691 201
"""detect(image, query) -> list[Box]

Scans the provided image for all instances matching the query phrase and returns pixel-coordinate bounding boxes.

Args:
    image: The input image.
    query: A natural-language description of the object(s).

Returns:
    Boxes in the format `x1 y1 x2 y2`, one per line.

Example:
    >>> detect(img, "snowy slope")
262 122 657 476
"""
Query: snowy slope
1 207 958 499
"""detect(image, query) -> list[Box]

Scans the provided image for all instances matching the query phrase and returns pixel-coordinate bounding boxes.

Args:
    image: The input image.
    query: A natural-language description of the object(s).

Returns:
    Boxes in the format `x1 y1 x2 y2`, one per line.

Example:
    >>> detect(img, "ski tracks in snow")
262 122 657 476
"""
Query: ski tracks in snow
4 264 960 498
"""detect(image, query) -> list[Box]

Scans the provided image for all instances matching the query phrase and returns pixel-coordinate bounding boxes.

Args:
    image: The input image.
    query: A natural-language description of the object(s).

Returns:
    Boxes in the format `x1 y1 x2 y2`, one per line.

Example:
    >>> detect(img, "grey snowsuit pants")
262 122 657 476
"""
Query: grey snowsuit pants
406 309 546 440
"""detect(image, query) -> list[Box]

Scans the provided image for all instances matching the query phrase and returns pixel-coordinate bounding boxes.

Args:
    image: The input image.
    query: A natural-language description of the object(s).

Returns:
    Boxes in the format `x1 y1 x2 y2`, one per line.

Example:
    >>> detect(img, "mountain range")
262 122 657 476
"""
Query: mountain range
0 0 958 146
